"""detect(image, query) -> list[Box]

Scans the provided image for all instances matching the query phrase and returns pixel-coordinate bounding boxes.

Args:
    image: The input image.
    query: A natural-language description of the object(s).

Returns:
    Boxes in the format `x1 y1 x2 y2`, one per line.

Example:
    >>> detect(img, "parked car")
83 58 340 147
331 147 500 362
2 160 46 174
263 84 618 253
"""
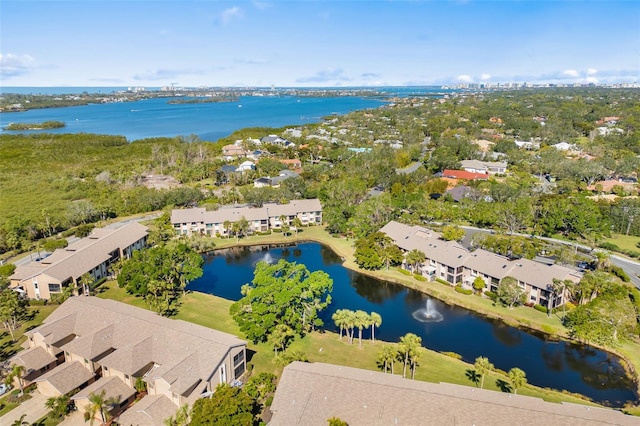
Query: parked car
0 383 9 396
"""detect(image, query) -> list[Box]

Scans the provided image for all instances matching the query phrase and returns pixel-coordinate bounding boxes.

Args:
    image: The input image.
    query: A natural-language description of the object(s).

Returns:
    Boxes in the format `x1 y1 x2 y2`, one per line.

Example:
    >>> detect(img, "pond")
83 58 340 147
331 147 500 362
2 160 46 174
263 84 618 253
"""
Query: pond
187 242 638 407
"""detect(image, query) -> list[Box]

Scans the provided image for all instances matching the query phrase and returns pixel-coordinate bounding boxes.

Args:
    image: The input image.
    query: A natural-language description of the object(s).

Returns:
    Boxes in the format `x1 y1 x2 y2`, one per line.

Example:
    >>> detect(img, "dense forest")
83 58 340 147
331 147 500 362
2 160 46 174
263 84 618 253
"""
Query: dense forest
1 87 639 257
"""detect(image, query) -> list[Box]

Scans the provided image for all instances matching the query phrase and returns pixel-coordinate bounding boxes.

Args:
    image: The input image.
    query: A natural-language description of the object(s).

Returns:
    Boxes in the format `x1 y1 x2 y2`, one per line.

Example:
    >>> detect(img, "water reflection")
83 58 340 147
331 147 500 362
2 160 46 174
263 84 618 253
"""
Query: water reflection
188 242 638 407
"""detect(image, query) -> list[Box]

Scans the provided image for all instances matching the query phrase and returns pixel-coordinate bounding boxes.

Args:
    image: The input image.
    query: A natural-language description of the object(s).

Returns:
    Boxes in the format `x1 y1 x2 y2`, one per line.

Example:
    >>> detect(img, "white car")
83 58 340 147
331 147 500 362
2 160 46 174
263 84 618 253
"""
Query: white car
0 383 8 396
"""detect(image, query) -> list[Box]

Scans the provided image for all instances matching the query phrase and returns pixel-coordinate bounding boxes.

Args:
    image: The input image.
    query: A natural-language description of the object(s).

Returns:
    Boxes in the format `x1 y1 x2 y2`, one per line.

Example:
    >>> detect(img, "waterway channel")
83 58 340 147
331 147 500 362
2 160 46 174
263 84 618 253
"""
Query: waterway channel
187 242 638 407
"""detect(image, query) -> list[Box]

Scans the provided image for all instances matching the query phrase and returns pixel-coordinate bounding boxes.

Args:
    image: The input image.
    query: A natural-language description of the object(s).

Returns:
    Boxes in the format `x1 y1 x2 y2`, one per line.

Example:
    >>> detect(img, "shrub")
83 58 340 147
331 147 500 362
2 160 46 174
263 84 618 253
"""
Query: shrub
442 351 462 360
607 265 630 282
455 285 473 295
533 304 548 313
435 278 451 286
397 268 411 276
599 242 620 251
29 299 48 306
413 274 427 281
484 290 497 301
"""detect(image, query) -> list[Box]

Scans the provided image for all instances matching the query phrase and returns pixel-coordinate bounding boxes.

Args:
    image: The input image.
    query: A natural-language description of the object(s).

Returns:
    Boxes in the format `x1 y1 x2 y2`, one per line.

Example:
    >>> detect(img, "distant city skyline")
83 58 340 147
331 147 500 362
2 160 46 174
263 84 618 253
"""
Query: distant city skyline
1 0 638 87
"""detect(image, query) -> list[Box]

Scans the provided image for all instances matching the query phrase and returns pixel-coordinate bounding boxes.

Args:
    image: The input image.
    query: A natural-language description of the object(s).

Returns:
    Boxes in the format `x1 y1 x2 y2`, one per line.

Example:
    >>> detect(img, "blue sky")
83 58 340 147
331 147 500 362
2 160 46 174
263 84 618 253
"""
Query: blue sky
1 0 638 87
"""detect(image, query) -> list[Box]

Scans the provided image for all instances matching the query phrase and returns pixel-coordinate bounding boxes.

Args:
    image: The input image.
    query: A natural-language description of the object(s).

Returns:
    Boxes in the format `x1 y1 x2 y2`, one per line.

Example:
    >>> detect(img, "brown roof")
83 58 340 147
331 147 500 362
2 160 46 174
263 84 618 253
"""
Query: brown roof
116 394 177 426
35 361 94 395
270 362 638 426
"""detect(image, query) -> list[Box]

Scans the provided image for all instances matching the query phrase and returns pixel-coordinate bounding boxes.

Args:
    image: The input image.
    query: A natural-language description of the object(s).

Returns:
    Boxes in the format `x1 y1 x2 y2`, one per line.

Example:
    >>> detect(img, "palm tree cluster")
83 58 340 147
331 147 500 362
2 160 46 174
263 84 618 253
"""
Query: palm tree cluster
376 333 423 379
332 309 382 347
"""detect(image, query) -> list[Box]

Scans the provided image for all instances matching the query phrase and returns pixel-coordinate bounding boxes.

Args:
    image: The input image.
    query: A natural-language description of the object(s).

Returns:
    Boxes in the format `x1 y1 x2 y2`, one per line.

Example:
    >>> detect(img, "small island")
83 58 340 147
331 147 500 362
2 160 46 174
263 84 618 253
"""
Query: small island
4 120 66 130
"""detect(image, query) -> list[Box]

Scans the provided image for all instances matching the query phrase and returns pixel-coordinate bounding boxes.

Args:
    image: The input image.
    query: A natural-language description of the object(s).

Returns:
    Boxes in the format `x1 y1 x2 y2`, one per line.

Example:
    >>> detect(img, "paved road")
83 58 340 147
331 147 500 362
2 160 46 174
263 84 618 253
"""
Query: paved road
0 390 48 425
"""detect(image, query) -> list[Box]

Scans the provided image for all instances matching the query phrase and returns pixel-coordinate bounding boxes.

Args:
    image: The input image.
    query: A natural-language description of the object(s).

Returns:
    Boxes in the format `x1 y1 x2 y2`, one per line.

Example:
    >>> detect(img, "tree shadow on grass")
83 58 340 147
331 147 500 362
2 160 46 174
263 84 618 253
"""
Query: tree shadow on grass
466 369 480 387
496 378 512 393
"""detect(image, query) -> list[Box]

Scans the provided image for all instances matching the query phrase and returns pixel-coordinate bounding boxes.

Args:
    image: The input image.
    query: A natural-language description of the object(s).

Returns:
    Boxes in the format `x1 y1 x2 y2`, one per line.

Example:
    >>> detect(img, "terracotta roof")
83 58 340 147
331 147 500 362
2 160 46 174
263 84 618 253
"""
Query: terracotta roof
117 394 177 426
270 362 638 426
442 169 489 180
35 361 94 395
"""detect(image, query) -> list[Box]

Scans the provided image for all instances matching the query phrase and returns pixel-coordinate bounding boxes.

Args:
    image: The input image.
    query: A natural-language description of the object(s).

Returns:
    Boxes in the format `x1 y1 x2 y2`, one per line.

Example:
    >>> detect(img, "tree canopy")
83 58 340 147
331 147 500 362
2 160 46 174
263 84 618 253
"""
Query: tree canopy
230 259 333 343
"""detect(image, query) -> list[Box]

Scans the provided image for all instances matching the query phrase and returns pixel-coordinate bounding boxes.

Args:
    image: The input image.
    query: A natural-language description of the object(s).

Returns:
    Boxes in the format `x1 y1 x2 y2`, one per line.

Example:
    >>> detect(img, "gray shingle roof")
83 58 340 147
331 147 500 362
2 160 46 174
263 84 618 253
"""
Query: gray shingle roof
117 394 177 426
11 346 56 373
72 375 136 405
11 222 148 282
270 362 637 426
35 361 95 395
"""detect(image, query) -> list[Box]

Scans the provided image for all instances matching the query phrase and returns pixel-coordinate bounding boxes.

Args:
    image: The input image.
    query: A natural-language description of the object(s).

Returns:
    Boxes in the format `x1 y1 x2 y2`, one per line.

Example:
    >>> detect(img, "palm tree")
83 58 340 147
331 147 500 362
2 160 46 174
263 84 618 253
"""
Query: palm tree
45 394 70 420
508 367 527 395
405 249 426 274
370 312 382 343
331 309 348 341
84 390 118 426
399 333 421 379
551 279 575 320
223 220 232 238
11 414 29 426
593 250 611 270
409 348 421 380
343 309 357 344
354 310 370 348
474 356 494 389
78 272 93 296
378 345 396 374
6 364 25 396
292 217 303 235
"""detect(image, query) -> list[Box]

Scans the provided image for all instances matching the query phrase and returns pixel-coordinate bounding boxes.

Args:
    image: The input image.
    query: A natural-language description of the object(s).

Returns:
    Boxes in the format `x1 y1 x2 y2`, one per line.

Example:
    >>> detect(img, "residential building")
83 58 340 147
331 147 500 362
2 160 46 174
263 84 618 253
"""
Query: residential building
380 221 582 309
441 169 490 181
260 135 296 148
9 223 148 301
269 362 638 425
171 199 322 237
11 297 247 426
279 158 302 170
221 144 249 160
460 159 507 174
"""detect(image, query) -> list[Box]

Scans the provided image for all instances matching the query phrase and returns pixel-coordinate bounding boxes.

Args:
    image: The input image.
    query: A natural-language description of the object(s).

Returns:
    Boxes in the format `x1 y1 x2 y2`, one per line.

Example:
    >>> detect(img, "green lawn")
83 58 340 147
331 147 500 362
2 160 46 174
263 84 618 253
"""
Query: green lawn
0 303 59 362
603 234 640 253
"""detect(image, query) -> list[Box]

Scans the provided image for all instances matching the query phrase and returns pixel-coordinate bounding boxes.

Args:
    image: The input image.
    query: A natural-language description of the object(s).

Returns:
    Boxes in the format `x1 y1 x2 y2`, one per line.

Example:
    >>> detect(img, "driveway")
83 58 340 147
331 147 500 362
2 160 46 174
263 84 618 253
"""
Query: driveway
60 410 86 426
0 390 48 425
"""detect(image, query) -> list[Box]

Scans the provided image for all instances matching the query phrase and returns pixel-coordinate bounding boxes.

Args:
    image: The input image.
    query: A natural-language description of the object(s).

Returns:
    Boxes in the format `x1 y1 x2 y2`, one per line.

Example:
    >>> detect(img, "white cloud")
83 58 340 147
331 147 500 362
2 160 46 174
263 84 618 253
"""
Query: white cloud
587 68 598 75
0 53 36 77
456 74 473 82
585 76 599 84
252 1 271 10
563 69 579 77
220 7 243 24
480 73 491 81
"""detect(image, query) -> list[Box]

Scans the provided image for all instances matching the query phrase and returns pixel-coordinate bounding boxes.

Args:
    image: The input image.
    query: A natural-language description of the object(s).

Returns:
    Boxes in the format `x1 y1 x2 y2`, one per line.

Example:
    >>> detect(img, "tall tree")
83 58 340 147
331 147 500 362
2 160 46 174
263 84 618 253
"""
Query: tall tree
399 333 422 379
508 367 527 395
190 383 257 426
474 356 494 389
6 364 25 395
378 345 396 374
496 276 526 308
0 289 27 342
370 312 382 343
45 394 71 420
405 249 425 274
230 259 332 343
354 310 370 348
269 324 295 358
84 390 118 426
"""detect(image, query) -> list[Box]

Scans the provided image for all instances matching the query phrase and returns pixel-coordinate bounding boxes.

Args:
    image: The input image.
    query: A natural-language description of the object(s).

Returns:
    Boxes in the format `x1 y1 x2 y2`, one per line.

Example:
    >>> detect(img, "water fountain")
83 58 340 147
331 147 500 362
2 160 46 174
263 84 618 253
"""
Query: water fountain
412 299 444 322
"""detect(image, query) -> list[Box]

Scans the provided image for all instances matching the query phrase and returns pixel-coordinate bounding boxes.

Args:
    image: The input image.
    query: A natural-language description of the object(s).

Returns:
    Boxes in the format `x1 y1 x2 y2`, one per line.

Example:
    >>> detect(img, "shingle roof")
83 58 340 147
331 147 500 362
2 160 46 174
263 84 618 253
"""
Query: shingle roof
270 362 638 426
10 346 56 373
116 394 177 426
72 375 136 405
10 223 148 282
35 361 95 395
27 297 246 399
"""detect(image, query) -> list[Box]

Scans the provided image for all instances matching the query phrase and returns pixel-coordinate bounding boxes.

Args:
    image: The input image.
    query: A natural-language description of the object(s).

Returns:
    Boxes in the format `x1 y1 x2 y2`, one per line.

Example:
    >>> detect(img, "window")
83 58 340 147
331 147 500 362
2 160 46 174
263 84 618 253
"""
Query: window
234 363 245 379
125 374 129 380
48 283 61 293
233 351 245 366
103 366 108 371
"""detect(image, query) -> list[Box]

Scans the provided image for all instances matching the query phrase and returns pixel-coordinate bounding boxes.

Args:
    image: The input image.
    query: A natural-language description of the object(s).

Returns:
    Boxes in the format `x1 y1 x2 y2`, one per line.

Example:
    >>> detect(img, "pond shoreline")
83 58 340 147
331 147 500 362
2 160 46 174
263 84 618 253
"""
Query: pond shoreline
202 227 640 405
